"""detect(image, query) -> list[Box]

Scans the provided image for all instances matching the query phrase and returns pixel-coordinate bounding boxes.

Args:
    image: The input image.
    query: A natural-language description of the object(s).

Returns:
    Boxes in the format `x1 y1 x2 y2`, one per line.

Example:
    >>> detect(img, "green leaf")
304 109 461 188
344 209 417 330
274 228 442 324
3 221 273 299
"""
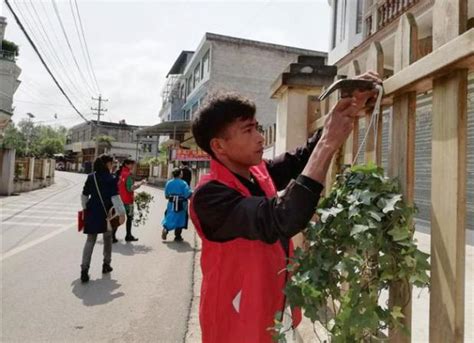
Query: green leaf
318 206 344 223
350 224 369 236
387 226 411 241
382 194 403 214
391 306 405 320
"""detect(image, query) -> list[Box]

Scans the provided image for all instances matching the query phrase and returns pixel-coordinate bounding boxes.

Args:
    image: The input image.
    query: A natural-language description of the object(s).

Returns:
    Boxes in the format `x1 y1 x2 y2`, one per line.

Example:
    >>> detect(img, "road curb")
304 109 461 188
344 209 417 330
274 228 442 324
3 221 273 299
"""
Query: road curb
184 230 202 342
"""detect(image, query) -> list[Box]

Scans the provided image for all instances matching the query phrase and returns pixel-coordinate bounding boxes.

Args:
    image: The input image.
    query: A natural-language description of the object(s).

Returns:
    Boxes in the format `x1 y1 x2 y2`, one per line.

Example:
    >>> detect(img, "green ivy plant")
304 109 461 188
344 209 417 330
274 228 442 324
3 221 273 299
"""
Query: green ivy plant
275 164 430 342
133 191 154 227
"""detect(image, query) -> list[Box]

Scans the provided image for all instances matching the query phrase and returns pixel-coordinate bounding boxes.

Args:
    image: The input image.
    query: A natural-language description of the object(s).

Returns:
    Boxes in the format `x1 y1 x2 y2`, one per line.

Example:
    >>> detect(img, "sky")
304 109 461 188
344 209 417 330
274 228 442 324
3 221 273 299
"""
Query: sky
1 0 331 128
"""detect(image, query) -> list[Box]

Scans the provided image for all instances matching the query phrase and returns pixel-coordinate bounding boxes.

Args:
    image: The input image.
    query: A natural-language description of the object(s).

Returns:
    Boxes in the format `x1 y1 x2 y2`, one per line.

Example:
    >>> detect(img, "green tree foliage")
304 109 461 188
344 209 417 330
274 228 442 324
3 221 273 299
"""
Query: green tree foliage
274 164 430 342
2 120 68 158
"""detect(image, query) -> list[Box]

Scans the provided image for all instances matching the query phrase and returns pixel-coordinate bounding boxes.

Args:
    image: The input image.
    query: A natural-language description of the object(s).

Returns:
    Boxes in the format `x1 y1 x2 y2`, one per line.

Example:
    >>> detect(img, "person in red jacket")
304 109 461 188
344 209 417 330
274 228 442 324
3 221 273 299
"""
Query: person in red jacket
189 71 381 342
115 159 146 243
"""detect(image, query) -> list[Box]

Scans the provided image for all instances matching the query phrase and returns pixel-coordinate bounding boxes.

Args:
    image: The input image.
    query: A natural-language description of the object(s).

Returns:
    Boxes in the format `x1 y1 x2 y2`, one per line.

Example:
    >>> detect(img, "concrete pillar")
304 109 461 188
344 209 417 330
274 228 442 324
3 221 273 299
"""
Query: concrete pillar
0 148 15 195
27 157 35 191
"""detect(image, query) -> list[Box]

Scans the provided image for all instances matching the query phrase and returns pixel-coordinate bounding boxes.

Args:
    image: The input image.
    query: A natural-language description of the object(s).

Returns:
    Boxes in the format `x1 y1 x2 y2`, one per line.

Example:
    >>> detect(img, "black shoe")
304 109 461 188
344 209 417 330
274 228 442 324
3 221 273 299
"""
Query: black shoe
161 229 168 240
174 236 184 242
125 235 138 242
81 269 90 283
102 263 113 273
112 237 118 243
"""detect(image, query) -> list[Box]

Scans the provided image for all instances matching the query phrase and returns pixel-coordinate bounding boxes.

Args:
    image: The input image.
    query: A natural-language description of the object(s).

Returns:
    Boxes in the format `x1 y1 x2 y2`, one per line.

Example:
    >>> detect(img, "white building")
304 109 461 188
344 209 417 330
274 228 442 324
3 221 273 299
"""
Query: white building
0 16 21 138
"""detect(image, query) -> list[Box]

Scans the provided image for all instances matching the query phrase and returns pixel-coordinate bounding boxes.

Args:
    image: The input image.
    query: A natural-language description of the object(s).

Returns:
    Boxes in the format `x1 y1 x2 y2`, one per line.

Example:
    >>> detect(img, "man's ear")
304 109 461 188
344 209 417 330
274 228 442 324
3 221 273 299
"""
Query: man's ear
210 137 225 157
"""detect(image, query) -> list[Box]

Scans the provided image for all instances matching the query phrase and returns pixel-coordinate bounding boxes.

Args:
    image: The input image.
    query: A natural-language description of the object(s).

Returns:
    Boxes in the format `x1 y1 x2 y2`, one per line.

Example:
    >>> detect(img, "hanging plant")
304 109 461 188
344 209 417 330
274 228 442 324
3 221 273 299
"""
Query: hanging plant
133 191 154 227
274 164 430 342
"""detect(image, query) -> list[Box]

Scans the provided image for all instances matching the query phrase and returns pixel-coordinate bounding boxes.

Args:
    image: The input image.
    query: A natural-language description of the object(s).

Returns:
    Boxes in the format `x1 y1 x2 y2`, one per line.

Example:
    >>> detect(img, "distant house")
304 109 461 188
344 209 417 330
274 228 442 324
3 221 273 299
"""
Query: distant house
64 120 154 172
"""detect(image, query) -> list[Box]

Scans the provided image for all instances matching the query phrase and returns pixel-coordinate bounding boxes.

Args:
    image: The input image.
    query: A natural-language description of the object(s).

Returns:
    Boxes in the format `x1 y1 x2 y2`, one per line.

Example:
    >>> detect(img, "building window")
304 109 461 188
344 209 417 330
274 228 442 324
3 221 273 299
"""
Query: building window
201 50 210 78
142 143 152 153
340 0 346 42
180 83 185 99
331 0 338 49
191 102 199 118
356 0 363 34
186 77 192 96
193 63 201 88
185 109 191 120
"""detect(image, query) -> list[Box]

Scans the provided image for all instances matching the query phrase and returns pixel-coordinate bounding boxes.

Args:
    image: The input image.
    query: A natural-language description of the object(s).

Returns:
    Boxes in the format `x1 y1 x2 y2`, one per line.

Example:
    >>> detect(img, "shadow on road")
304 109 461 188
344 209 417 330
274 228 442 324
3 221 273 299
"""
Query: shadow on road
162 240 195 253
111 242 154 256
71 273 125 306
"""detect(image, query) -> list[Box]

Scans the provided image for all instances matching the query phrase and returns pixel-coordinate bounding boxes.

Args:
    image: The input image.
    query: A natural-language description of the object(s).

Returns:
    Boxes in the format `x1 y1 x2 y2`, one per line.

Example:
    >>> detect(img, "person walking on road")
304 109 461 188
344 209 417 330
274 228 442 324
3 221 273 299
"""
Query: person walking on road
115 159 146 243
189 71 381 342
161 168 192 242
180 162 192 186
80 154 126 283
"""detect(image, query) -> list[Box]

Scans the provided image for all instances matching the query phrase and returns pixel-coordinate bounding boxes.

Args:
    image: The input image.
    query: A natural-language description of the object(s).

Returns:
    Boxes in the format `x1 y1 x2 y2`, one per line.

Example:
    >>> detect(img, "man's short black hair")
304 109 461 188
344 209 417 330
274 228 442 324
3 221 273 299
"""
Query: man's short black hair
172 168 182 178
192 92 256 158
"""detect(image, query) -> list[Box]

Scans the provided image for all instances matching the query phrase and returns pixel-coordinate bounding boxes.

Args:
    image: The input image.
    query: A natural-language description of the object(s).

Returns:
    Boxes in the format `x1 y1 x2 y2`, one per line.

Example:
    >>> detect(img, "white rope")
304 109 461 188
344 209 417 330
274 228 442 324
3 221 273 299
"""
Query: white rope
352 84 384 165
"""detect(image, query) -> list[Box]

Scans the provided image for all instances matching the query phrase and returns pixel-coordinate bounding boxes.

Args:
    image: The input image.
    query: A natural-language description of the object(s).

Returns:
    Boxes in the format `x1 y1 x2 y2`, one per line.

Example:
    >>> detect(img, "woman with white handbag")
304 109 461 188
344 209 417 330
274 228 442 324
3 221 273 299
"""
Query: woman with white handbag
80 154 126 283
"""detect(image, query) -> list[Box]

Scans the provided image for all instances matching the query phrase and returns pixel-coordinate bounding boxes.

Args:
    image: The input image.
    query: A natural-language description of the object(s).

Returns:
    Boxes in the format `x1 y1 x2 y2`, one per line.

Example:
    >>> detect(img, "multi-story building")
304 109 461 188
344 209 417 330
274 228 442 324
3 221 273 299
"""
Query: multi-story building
0 16 21 139
64 120 154 172
327 0 474 232
159 32 327 128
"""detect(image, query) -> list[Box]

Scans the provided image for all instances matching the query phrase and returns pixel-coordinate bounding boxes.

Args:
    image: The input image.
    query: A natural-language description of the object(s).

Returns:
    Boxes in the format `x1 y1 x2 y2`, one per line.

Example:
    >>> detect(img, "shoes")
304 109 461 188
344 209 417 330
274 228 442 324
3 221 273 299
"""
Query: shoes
125 235 138 242
102 263 113 274
81 269 90 283
174 236 184 242
161 229 168 240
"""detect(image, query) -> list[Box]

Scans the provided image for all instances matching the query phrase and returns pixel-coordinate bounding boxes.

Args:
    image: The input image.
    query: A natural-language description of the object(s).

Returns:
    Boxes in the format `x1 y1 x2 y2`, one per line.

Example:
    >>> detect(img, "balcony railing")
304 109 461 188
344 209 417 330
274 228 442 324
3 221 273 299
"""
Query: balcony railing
0 49 16 62
377 0 419 30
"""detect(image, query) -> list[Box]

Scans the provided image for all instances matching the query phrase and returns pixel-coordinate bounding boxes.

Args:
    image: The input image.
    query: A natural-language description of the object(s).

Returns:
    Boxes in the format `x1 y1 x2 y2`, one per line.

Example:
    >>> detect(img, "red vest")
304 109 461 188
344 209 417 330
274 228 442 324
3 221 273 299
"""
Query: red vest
189 160 301 343
118 166 134 205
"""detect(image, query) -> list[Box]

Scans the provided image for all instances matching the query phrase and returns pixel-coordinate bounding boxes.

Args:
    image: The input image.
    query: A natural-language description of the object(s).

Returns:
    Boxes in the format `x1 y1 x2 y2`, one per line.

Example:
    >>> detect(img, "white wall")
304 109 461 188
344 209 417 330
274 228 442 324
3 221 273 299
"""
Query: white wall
328 0 365 65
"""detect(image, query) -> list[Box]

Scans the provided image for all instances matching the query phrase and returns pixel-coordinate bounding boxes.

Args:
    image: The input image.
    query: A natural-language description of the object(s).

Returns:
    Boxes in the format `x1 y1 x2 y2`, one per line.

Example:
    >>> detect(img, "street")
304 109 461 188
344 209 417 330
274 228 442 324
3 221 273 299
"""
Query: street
1 171 196 342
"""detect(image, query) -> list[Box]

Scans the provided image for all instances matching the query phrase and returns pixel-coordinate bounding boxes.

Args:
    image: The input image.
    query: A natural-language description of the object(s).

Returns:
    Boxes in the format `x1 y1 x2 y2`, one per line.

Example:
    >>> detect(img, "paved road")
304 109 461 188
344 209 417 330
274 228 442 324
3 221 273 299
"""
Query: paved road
1 171 196 342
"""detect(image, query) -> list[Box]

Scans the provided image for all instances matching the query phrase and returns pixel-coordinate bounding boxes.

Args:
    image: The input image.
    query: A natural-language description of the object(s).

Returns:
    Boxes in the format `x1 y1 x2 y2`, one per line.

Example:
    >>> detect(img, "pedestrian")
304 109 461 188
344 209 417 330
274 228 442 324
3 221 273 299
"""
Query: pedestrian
189 72 381 342
80 154 126 283
180 161 192 186
114 159 146 243
161 168 192 242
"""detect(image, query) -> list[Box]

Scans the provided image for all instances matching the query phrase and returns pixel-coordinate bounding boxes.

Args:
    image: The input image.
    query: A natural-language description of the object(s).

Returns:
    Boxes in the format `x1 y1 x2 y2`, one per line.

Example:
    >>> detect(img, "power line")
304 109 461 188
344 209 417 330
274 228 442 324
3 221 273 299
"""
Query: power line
20 0 91 102
51 0 97 96
72 0 101 93
5 0 91 124
11 1 91 110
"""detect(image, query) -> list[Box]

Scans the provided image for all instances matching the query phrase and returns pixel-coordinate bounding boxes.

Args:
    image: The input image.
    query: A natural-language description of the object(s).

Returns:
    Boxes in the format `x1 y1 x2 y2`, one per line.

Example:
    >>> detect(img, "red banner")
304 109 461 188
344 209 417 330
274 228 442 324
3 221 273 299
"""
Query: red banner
173 148 210 161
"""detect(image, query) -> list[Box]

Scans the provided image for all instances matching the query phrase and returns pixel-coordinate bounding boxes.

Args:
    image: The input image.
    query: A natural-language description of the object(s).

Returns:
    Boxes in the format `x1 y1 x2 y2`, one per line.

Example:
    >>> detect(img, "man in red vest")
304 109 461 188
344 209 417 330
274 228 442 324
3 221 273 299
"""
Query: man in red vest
190 72 381 342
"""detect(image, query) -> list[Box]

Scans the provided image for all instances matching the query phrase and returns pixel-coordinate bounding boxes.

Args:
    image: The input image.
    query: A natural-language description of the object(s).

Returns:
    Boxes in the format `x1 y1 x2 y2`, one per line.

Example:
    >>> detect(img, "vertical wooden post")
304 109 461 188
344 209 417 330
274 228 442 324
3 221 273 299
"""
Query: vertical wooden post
364 42 384 164
388 13 418 342
343 60 361 165
429 1 467 341
430 69 467 343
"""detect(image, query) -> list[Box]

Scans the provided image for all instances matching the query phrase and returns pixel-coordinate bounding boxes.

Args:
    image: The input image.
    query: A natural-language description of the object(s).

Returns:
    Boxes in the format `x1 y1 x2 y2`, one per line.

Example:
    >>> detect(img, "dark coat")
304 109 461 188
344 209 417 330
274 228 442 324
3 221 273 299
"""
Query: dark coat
181 166 192 186
82 172 118 234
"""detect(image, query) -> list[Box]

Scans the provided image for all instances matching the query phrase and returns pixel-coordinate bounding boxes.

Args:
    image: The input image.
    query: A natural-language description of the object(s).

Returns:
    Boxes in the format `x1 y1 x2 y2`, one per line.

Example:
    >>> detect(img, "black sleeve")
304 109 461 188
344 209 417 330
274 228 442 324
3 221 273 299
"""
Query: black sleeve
266 129 322 191
82 175 91 196
192 176 323 244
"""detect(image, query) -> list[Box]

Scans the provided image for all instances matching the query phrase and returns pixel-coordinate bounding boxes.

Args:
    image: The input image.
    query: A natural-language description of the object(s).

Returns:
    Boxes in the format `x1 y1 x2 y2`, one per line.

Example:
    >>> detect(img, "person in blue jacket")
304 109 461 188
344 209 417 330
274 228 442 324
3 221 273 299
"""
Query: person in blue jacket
161 168 192 242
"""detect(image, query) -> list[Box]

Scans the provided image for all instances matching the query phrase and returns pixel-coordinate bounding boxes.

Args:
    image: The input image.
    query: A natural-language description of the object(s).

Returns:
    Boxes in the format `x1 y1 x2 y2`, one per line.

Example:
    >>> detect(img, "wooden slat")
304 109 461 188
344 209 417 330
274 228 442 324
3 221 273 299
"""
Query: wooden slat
429 69 467 343
388 92 416 342
343 60 361 165
365 42 384 164
383 29 474 96
432 0 468 49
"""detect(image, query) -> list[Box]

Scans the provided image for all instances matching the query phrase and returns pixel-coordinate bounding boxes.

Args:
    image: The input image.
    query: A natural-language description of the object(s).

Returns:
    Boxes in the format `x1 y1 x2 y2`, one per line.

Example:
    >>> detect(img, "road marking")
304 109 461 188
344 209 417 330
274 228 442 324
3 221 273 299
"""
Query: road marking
0 208 77 214
1 222 65 227
1 215 74 221
0 223 75 262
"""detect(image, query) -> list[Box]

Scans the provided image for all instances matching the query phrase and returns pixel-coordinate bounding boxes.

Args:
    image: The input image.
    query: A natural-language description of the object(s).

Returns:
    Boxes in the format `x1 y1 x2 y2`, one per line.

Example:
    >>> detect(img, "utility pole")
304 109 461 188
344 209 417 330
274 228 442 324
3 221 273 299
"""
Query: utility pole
91 94 108 159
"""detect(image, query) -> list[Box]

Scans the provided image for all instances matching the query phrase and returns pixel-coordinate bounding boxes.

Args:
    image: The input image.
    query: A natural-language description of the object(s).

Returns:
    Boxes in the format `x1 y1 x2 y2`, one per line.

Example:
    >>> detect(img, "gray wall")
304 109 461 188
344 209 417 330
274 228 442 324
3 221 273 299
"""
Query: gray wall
208 40 321 127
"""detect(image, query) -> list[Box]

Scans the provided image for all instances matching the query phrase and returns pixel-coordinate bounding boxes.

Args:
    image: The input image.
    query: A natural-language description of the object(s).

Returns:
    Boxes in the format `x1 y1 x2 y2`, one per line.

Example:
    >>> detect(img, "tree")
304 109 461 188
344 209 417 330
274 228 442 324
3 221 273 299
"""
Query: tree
2 120 68 157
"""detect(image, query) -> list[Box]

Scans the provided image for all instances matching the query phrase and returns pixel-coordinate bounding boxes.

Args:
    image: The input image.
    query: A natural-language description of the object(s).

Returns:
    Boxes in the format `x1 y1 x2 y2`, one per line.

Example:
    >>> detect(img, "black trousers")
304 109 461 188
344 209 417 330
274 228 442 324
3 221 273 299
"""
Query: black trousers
112 214 134 239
